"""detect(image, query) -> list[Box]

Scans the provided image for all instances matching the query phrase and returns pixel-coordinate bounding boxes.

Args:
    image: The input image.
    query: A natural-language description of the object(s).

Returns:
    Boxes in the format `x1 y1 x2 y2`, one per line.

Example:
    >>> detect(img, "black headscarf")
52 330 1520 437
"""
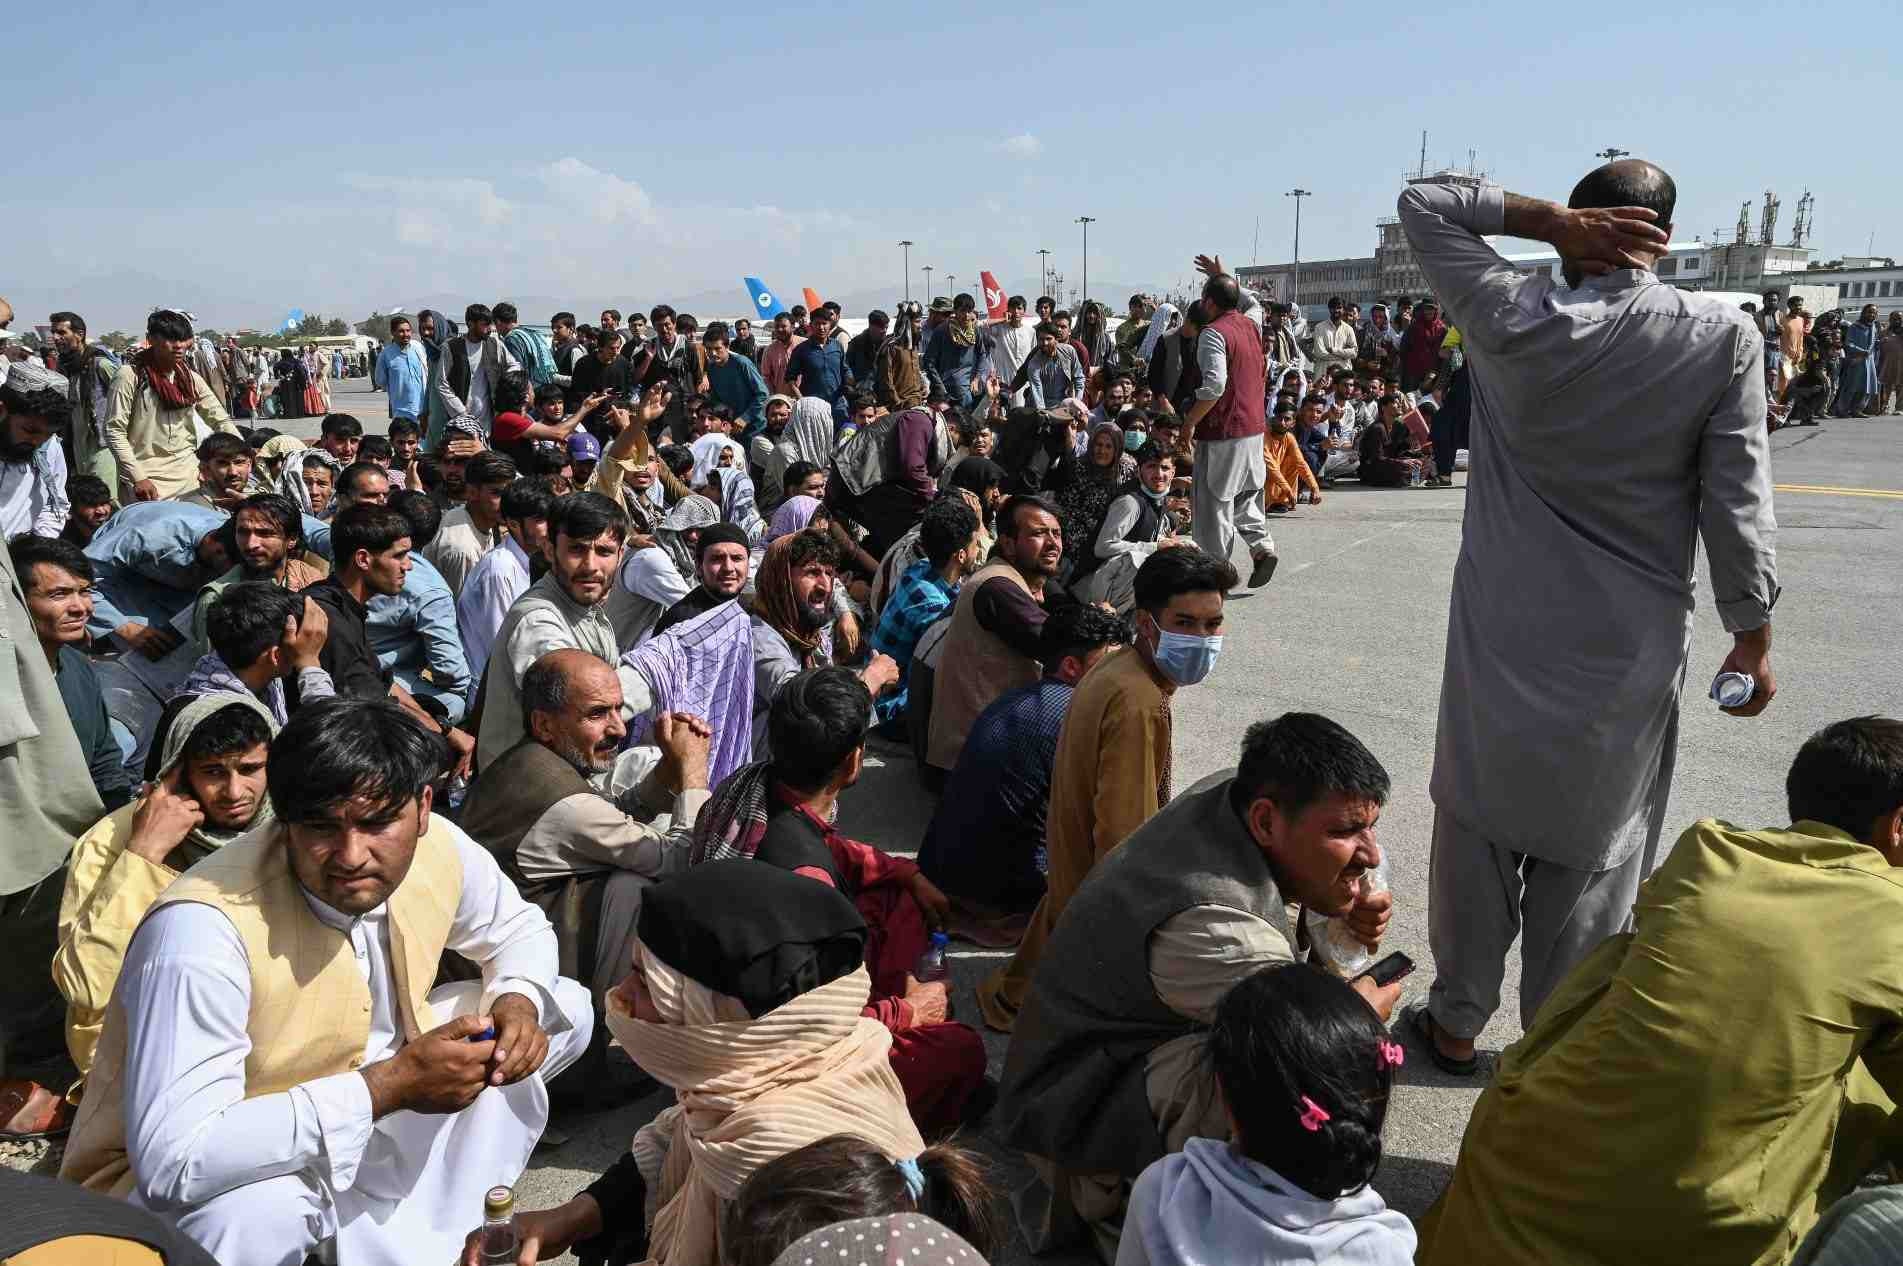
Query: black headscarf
636 860 867 1018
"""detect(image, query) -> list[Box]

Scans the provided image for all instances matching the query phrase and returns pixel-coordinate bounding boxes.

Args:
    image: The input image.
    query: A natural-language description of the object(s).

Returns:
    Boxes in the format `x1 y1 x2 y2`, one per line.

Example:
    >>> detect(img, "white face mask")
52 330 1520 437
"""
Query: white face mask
1142 611 1222 686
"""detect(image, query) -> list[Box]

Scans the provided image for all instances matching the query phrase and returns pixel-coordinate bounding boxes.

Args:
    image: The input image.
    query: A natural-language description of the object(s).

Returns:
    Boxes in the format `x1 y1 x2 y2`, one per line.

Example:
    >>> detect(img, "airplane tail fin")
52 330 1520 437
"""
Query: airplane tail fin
979 271 1007 319
801 287 824 313
743 277 787 319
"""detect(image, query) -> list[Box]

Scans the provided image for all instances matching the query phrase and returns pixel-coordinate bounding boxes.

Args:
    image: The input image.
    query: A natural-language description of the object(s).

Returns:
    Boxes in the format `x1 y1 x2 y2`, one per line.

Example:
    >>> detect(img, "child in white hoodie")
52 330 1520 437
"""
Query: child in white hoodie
1118 963 1417 1266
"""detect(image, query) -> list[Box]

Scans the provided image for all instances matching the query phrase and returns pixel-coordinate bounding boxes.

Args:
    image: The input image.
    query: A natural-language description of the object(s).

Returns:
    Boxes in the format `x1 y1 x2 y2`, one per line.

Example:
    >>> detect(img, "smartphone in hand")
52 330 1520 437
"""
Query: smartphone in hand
1355 951 1415 988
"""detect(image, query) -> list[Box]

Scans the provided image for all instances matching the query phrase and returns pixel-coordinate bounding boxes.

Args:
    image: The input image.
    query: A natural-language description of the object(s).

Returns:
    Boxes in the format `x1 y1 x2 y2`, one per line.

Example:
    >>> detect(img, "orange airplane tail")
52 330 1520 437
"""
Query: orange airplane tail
801 287 824 312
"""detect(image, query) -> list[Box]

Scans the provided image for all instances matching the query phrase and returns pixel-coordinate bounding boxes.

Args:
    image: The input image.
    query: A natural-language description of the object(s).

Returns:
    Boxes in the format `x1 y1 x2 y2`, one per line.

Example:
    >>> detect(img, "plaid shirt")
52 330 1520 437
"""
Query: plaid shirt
869 558 958 722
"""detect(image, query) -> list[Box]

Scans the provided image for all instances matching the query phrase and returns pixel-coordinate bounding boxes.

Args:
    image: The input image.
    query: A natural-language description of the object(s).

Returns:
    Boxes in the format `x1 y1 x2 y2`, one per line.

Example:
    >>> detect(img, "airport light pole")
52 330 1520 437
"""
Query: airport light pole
1285 189 1311 307
899 240 914 302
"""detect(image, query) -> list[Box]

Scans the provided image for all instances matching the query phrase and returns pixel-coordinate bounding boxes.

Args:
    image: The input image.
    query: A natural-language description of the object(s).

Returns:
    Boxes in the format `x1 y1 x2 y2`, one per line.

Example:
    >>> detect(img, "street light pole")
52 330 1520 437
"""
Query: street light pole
1285 190 1311 308
1076 216 1095 311
1037 249 1051 298
923 265 934 304
946 273 958 299
1596 147 1630 163
899 240 914 302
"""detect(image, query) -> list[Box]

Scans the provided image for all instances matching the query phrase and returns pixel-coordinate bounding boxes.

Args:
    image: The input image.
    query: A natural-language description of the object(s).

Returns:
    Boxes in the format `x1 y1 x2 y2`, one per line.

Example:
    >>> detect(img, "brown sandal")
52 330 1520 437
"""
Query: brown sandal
1 1078 76 1140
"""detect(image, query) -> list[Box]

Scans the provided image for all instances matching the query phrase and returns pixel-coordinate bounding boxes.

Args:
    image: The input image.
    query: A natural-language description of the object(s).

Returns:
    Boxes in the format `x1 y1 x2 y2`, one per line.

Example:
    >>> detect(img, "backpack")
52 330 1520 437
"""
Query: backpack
830 407 950 499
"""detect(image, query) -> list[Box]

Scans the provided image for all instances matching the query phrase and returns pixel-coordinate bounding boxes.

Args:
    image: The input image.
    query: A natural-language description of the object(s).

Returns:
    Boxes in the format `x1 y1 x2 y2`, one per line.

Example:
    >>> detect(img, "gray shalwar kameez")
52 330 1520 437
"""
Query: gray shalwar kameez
1400 181 1779 1036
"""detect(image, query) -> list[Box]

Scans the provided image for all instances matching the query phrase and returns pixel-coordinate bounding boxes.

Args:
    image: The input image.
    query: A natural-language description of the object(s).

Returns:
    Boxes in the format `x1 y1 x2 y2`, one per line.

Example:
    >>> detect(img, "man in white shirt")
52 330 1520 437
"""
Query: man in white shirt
457 479 554 685
0 360 72 538
435 303 519 438
425 450 514 597
987 295 1036 405
1311 296 1359 379
59 698 591 1266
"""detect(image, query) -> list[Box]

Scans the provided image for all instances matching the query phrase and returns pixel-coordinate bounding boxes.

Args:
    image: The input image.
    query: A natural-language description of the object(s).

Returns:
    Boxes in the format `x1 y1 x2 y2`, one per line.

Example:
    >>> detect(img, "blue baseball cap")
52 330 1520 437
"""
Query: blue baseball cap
567 431 602 462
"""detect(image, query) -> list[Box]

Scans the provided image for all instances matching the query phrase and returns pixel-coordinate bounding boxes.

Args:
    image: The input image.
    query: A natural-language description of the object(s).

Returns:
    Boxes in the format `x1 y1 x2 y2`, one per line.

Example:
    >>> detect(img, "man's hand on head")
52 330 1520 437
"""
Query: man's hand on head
1541 201 1670 276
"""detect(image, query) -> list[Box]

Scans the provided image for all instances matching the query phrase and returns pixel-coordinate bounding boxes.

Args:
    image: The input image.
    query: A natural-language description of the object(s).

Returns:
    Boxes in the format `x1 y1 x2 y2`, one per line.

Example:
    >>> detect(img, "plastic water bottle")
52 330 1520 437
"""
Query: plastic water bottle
479 1186 519 1264
1304 862 1387 977
913 931 950 983
1409 462 1424 488
1711 672 1755 709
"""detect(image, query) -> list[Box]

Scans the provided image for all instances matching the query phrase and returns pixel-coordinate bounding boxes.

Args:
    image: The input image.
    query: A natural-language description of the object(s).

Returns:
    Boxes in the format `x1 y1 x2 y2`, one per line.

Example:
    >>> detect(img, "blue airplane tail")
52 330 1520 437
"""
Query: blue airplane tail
743 277 787 319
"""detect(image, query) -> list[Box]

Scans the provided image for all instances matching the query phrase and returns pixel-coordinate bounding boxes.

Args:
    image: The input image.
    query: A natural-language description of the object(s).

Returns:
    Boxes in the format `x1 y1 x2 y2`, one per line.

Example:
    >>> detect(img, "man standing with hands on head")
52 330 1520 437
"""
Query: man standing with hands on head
1399 159 1779 1075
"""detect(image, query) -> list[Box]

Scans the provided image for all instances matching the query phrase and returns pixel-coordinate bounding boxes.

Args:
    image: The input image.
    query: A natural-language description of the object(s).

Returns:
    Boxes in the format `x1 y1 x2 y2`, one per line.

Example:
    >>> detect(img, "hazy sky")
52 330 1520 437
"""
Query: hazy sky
8 0 1899 327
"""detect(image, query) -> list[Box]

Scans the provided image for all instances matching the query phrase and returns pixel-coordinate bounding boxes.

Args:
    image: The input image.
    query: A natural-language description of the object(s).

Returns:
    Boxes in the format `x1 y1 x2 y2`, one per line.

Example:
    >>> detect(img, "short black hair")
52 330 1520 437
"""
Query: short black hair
195 432 249 463
492 301 519 324
600 307 622 322
552 311 576 328
178 700 273 766
649 303 676 324
998 493 1059 538
465 303 493 325
465 451 517 489
533 382 564 407
917 496 979 568
1133 440 1175 468
10 533 93 587
549 490 629 545
226 491 303 550
1033 320 1059 339
0 375 71 428
388 314 411 335
1233 712 1391 820
781 460 824 491
769 667 871 794
66 474 112 508
947 457 1005 499
337 461 388 500
268 698 446 824
1213 964 1393 1199
207 581 303 669
501 478 556 523
1040 601 1125 664
358 434 393 463
389 488 442 550
320 413 364 440
1786 717 1903 839
1133 545 1236 613
330 503 411 565
49 310 86 335
146 309 193 341
658 444 696 480
784 525 841 572
1568 159 1677 228
493 370 531 416
387 416 420 440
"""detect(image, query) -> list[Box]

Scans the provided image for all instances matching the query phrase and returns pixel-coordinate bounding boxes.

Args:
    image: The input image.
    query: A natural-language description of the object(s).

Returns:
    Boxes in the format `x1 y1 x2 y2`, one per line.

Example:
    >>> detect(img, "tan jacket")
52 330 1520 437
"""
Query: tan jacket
62 819 463 1194
103 363 236 501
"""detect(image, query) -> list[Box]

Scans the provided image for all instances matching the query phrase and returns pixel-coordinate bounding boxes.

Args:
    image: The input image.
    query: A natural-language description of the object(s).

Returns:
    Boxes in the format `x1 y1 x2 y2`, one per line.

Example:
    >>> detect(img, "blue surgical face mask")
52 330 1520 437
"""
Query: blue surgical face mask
1124 430 1146 453
1148 620 1223 686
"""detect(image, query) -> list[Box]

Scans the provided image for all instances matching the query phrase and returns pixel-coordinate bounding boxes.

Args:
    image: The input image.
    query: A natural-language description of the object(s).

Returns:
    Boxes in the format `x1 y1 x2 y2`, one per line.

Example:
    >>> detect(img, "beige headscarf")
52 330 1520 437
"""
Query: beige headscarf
607 941 924 1266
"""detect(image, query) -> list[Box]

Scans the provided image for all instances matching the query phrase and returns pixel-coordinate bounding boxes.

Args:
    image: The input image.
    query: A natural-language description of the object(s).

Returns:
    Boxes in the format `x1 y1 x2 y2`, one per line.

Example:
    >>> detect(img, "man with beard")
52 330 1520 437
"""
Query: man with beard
172 433 253 512
434 305 518 444
425 450 513 598
926 495 1062 775
105 309 238 503
748 529 899 759
49 311 120 487
460 650 712 1006
758 312 803 399
373 315 430 423
561 328 623 414
187 493 321 657
750 395 795 509
476 493 628 776
653 523 749 636
457 479 555 685
630 306 695 442
729 317 760 363
0 360 73 538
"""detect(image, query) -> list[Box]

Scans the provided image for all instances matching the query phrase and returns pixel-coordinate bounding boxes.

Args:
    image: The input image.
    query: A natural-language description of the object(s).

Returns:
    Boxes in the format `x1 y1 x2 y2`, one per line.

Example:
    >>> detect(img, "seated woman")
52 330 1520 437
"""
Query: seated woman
1047 421 1134 580
470 861 925 1266
693 667 988 1135
1419 717 1903 1266
723 1134 1003 1266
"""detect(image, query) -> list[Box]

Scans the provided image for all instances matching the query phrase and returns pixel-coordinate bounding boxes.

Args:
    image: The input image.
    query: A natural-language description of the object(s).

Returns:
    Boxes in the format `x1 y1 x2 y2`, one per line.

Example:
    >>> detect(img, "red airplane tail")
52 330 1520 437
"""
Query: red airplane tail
980 271 1007 319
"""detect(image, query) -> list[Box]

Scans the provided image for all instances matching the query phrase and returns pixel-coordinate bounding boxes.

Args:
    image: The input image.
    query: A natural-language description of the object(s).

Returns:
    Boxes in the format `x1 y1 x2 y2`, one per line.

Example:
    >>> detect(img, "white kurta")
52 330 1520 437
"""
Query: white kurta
456 534 532 686
115 826 592 1266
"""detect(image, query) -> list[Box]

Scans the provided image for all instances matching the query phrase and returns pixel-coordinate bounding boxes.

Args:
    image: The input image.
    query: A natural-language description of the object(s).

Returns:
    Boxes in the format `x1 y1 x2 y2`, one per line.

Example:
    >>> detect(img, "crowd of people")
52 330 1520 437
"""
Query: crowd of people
1752 295 1903 425
1 155 1898 1266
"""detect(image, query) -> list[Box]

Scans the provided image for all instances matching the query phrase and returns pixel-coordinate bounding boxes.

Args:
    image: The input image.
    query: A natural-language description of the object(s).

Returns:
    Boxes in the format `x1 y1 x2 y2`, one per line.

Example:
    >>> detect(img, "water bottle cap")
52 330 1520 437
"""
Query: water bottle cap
931 931 949 948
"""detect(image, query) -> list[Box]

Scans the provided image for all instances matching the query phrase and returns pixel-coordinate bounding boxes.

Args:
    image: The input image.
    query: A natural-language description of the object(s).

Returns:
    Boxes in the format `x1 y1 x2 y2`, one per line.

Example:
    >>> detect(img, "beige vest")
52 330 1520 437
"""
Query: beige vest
61 816 465 1195
925 559 1040 770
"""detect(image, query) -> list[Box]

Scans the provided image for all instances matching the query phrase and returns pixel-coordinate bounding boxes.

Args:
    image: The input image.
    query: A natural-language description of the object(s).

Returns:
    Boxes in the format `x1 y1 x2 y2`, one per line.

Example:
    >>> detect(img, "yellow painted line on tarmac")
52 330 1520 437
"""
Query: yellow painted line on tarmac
1775 483 1903 500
